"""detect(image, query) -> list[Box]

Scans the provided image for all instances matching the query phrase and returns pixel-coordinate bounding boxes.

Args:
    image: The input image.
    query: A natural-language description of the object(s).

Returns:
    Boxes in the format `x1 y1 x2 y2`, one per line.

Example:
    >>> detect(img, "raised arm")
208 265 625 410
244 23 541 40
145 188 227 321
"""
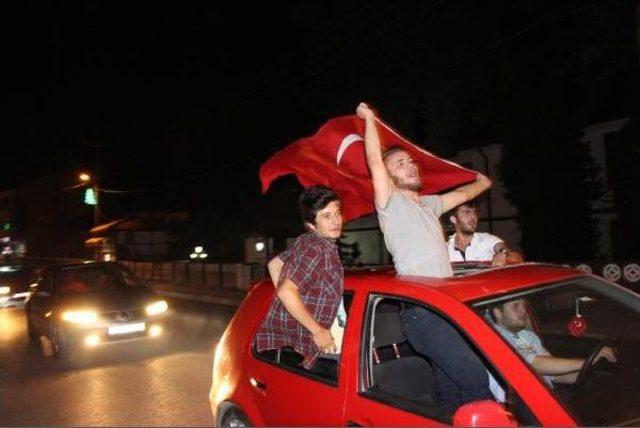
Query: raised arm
356 102 394 209
441 173 492 213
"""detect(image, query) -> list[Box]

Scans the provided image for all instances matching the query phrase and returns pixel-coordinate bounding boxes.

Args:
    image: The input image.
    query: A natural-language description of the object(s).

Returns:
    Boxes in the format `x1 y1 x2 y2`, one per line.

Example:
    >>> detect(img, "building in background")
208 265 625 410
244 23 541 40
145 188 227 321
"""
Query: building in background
452 118 631 260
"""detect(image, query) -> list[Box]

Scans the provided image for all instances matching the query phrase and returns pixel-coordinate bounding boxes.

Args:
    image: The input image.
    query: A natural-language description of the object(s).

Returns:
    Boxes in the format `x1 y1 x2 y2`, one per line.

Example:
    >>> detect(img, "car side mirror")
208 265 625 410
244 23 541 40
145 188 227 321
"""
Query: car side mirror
453 400 517 427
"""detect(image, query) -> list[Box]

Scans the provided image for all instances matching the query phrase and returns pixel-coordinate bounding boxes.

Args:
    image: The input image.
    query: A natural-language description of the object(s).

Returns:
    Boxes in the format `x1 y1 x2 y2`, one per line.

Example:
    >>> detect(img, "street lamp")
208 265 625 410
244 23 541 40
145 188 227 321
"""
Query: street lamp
78 173 91 183
190 245 208 259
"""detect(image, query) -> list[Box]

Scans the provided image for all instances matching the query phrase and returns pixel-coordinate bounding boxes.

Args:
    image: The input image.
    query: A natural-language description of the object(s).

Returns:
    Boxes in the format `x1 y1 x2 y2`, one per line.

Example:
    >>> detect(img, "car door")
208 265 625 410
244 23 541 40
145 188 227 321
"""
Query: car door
343 291 447 427
29 271 55 334
246 292 355 426
344 286 575 427
248 355 348 425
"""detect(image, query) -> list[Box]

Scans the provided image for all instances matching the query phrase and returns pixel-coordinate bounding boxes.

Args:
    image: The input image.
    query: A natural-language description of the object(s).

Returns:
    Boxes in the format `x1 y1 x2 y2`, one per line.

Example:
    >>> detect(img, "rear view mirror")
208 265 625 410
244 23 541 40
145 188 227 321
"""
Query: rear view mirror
453 400 517 427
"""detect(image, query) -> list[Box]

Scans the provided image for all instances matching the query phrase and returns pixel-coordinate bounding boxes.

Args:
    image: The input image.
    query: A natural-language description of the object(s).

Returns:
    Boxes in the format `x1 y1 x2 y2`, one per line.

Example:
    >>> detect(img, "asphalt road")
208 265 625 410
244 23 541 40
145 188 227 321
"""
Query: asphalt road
0 299 237 426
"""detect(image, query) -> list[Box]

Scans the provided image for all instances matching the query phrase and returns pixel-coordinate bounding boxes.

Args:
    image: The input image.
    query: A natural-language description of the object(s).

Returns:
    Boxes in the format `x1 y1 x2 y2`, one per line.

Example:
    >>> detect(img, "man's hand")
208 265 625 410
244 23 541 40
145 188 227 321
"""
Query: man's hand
356 102 376 120
312 327 337 354
476 173 492 188
491 252 508 267
594 346 618 364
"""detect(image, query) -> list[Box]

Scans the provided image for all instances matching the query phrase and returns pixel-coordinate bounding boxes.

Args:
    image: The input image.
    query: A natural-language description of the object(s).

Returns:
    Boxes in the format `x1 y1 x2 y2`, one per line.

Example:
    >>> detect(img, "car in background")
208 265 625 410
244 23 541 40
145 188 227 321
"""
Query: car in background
210 263 640 427
0 262 41 308
25 261 169 357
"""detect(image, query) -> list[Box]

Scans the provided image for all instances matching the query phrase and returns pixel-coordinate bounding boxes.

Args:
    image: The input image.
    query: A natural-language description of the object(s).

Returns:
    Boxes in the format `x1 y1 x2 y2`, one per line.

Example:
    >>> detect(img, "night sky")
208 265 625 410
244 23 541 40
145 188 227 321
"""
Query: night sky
4 2 316 185
3 1 638 258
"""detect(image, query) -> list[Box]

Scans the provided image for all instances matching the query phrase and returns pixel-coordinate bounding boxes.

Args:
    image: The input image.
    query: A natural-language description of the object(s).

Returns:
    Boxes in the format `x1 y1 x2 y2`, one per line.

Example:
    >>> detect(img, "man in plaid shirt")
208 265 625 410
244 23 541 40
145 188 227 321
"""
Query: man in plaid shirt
255 185 344 369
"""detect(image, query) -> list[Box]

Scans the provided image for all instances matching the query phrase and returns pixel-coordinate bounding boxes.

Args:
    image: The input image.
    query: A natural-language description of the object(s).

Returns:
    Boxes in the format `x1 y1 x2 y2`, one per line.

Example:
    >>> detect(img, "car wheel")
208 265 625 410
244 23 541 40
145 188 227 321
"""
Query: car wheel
219 408 251 428
50 323 64 359
27 313 38 341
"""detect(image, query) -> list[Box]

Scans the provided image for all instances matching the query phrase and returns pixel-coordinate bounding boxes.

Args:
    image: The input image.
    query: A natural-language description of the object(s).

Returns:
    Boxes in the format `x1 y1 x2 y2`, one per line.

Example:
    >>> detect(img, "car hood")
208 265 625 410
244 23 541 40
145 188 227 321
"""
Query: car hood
56 287 159 311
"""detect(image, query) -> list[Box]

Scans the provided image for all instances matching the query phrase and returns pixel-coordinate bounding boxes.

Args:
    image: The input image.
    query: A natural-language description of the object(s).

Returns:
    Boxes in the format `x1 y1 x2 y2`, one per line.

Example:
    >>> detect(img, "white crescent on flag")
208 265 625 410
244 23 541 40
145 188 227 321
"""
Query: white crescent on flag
336 133 364 166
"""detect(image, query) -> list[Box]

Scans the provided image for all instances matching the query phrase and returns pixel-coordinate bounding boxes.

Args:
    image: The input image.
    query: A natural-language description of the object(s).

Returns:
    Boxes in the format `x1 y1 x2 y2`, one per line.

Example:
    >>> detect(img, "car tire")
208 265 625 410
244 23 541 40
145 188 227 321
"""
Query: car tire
219 408 251 428
27 313 38 342
50 323 64 359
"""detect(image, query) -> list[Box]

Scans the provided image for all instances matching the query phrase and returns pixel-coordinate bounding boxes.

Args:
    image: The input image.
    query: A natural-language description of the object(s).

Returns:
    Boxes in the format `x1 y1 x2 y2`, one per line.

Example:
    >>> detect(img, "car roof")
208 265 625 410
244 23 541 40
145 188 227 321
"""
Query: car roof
346 263 586 303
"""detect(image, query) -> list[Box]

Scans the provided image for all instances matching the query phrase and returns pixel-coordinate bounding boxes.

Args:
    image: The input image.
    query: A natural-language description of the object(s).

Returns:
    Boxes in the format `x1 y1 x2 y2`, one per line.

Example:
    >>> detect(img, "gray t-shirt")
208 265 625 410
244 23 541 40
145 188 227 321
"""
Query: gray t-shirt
376 190 452 277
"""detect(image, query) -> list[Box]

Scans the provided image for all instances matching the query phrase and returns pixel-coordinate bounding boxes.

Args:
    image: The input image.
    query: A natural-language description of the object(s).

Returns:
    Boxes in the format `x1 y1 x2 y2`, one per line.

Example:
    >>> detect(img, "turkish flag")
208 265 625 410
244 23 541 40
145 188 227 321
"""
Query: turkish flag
260 115 478 222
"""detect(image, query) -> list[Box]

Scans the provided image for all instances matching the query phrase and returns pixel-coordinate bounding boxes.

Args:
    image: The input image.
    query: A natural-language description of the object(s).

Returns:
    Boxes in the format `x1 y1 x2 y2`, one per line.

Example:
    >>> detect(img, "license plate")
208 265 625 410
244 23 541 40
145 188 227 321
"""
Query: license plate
108 322 146 335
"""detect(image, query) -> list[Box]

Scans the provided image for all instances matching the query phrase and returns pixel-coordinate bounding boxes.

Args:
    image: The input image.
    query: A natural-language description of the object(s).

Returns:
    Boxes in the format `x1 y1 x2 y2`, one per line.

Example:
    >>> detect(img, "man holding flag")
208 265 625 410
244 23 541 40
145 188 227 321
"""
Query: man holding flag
356 102 492 277
356 101 496 413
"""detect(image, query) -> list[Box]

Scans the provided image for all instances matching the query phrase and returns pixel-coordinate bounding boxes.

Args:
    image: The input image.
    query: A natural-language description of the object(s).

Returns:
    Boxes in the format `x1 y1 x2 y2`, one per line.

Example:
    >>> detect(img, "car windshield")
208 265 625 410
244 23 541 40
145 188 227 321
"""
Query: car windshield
57 264 140 294
471 277 640 426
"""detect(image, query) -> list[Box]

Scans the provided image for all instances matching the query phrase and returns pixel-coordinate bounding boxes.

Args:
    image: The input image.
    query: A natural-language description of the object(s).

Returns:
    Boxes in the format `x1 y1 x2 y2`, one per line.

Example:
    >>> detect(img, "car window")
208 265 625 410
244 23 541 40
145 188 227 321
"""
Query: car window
471 277 640 427
253 292 354 385
361 295 538 425
56 265 126 294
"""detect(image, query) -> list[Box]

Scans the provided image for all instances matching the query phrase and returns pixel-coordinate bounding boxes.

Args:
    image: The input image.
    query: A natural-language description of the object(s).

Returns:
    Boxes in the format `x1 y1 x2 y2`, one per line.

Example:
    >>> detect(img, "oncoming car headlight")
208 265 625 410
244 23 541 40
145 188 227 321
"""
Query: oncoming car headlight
145 300 168 316
61 310 98 324
0 286 10 295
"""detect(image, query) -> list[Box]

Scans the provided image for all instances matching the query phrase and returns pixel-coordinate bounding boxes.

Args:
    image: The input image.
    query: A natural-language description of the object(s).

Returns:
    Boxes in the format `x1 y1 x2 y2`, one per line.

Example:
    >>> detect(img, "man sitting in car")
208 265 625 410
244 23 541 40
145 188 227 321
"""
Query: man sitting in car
255 185 345 369
490 299 617 385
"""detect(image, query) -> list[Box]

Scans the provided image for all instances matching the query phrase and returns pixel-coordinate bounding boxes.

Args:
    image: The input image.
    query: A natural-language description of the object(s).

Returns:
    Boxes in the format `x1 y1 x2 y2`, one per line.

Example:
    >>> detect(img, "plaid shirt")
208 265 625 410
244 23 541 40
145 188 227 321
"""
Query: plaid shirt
255 232 344 368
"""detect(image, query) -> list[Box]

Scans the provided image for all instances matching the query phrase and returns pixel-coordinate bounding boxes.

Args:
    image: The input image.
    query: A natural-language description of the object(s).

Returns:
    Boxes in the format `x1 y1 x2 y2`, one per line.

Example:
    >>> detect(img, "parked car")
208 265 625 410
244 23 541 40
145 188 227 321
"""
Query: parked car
25 261 168 357
210 263 640 427
0 262 42 308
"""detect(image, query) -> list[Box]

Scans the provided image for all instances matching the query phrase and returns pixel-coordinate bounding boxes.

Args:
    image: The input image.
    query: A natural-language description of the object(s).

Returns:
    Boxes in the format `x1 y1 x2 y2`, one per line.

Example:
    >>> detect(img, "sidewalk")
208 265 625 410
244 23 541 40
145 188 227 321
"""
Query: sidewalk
149 281 249 307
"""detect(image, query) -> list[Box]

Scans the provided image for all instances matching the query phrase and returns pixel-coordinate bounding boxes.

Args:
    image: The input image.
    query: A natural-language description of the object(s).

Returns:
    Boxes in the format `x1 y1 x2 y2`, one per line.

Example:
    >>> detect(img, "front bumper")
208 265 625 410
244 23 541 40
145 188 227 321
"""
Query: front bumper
62 318 166 349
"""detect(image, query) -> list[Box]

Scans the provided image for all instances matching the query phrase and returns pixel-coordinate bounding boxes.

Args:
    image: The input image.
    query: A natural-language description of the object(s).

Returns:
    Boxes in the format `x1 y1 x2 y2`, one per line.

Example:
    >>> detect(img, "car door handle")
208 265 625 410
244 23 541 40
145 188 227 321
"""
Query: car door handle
249 377 267 391
347 418 371 426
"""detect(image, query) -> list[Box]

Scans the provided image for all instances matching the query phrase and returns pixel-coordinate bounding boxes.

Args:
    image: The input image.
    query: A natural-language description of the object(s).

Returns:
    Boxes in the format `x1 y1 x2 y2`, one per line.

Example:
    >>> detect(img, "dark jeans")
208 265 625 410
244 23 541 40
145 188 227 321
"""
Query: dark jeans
400 305 493 414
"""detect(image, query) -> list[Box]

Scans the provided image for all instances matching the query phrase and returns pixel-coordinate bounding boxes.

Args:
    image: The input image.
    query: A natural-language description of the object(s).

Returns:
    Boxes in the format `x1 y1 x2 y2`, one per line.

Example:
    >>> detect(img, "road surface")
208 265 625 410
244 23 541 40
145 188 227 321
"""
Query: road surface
0 299 236 426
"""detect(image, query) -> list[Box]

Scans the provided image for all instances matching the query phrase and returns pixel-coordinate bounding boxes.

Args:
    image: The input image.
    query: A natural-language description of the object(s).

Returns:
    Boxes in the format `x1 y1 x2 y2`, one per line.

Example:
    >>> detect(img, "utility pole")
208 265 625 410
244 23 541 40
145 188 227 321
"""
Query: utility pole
94 141 101 227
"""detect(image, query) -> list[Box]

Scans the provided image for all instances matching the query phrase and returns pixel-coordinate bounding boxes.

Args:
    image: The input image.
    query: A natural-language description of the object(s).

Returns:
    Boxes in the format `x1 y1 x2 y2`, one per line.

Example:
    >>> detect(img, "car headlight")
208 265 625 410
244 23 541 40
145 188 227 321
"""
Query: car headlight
0 286 10 295
61 310 98 324
145 300 168 316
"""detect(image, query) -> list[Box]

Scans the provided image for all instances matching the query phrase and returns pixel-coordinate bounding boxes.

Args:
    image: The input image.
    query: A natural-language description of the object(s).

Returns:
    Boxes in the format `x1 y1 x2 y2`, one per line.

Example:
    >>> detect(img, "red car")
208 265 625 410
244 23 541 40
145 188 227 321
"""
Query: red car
210 263 640 426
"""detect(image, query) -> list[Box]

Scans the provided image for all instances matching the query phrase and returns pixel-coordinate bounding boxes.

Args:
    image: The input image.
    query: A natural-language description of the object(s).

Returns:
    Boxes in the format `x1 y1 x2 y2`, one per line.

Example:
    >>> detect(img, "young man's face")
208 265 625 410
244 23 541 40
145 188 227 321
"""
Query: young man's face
308 200 343 240
384 150 422 191
454 205 478 235
494 299 528 333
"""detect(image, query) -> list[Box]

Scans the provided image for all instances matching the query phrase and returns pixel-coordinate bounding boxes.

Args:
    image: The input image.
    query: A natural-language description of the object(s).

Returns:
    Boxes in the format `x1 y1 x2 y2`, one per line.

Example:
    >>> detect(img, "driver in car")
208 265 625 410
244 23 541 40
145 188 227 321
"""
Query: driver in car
490 299 617 386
